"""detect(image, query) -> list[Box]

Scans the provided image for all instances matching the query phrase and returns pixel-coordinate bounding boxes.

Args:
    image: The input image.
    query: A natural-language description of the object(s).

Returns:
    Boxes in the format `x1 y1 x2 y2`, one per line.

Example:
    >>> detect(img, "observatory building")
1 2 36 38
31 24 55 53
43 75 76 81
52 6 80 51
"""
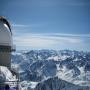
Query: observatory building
0 16 15 68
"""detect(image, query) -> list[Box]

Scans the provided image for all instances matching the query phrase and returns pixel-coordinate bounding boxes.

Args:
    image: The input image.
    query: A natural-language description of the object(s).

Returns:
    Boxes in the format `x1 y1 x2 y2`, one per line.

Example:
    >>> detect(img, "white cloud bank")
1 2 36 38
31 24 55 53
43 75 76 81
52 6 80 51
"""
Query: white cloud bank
13 33 90 51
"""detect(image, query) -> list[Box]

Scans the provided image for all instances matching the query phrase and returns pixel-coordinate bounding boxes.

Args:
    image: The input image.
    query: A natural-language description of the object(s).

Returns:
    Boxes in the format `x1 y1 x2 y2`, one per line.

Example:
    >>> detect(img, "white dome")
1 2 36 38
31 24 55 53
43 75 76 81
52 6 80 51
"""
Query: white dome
0 18 12 46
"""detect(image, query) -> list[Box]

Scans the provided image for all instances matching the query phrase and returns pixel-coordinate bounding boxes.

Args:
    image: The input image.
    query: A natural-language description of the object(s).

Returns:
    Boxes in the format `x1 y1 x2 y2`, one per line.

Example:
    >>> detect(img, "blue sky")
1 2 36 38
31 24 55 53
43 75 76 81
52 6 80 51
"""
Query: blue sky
0 0 90 51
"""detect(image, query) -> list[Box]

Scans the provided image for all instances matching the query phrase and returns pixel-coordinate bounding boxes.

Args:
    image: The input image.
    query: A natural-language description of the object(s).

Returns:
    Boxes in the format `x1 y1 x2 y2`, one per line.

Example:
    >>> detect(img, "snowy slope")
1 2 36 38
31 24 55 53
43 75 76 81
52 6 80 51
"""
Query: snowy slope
0 66 16 82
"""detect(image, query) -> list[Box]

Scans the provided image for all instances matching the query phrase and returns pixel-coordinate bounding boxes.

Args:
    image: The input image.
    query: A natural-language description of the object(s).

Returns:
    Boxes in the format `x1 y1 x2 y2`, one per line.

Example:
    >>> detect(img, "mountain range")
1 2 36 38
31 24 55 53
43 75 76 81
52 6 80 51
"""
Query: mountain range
11 50 90 90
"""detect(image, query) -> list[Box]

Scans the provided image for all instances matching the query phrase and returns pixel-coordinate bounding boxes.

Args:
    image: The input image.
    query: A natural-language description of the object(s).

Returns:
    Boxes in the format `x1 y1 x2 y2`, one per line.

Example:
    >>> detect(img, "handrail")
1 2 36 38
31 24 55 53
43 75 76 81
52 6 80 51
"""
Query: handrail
0 81 20 90
0 44 16 52
0 43 11 46
6 80 18 82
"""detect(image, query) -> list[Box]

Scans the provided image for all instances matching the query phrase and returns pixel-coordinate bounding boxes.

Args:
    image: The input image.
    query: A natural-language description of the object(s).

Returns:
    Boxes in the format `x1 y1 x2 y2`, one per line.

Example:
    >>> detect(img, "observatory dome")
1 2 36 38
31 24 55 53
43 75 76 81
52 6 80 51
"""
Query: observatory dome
0 16 12 47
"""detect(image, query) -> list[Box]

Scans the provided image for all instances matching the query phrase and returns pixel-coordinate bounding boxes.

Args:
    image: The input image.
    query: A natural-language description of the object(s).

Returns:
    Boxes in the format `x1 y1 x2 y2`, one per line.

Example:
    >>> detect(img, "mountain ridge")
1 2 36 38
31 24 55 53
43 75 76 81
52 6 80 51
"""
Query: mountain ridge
11 50 90 89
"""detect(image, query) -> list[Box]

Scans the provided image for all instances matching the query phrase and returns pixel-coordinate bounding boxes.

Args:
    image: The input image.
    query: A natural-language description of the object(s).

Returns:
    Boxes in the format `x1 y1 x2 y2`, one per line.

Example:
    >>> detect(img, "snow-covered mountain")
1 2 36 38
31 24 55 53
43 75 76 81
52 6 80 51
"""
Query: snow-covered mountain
11 50 90 90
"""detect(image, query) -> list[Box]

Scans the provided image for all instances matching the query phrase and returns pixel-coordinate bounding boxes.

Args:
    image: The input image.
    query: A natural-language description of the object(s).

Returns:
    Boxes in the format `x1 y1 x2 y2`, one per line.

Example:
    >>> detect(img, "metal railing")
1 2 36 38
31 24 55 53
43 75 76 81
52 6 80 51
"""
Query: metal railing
0 80 20 90
0 43 11 46
0 44 16 52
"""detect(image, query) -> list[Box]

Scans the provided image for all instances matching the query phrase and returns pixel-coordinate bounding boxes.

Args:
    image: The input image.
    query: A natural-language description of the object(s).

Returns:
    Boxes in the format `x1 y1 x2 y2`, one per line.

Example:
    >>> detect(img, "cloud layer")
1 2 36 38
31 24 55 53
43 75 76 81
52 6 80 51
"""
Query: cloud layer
13 33 90 51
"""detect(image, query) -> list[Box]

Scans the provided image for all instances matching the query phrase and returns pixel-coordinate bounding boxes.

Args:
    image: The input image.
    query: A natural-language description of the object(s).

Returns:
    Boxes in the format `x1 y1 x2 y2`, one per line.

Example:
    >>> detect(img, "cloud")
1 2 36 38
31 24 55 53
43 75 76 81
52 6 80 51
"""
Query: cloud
13 33 90 50
45 33 90 38
12 23 46 28
12 24 40 28
12 24 30 27
65 0 90 6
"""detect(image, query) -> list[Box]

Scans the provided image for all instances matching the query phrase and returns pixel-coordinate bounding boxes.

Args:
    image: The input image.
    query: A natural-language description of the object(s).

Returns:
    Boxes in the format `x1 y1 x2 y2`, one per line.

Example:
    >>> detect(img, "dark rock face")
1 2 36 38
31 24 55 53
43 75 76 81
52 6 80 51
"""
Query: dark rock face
34 77 89 90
